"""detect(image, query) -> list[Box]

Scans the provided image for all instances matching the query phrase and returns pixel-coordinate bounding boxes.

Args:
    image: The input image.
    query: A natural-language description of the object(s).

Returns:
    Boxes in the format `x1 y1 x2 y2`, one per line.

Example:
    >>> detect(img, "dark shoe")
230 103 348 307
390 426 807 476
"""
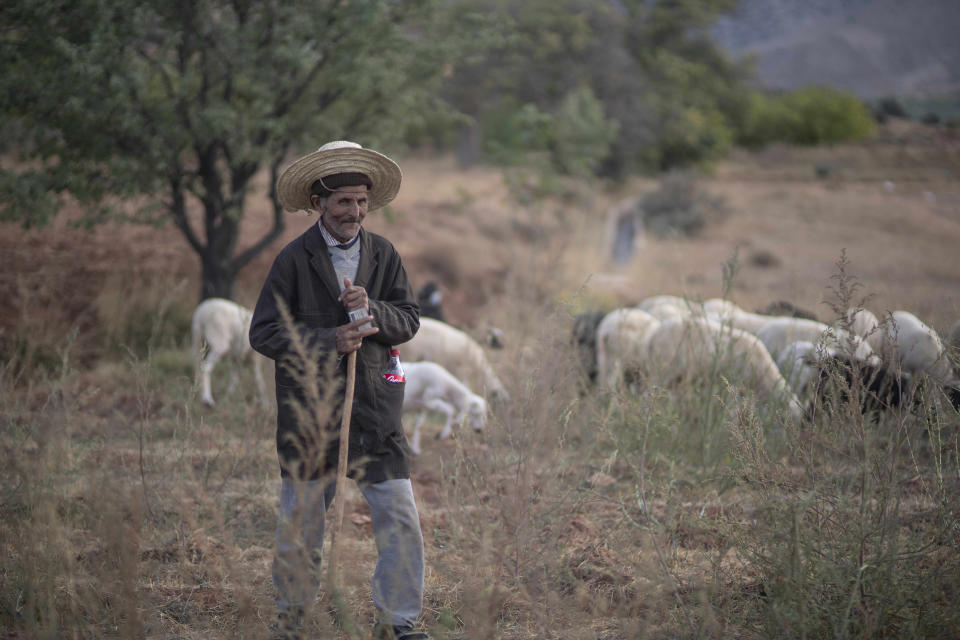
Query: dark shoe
373 621 430 640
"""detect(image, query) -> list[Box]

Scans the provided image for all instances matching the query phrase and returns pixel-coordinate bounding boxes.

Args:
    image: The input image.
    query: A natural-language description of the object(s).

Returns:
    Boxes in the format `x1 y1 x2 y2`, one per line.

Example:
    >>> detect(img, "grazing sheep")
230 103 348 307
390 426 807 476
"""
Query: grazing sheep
638 294 694 312
595 308 661 389
572 309 609 383
402 361 487 455
756 317 880 365
639 298 695 322
879 311 957 385
645 316 805 422
703 298 772 334
776 340 911 414
396 317 510 403
191 298 268 407
844 308 884 353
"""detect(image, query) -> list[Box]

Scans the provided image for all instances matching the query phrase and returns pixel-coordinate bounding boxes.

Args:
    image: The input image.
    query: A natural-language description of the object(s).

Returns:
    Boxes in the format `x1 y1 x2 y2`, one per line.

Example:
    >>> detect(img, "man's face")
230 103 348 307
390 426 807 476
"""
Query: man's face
314 185 369 243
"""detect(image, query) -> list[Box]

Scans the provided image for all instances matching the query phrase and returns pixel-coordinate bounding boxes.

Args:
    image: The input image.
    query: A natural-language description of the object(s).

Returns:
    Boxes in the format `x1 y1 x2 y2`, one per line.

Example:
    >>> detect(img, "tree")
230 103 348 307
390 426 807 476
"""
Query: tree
0 0 443 300
437 0 751 177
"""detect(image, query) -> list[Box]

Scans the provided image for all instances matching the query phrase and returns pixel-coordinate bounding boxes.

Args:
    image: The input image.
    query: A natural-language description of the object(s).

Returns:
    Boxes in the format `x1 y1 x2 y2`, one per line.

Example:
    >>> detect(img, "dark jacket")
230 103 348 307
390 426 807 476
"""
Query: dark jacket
249 223 419 484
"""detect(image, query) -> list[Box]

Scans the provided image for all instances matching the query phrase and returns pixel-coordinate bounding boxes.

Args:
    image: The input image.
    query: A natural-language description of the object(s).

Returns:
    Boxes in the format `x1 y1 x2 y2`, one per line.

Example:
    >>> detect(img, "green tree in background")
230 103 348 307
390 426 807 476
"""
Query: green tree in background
0 0 443 300
437 0 750 177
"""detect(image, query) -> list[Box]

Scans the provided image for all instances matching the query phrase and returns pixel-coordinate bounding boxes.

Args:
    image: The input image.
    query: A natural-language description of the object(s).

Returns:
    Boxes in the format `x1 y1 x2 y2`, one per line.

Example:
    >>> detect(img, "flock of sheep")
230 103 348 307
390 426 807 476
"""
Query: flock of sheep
582 295 960 423
190 288 960 456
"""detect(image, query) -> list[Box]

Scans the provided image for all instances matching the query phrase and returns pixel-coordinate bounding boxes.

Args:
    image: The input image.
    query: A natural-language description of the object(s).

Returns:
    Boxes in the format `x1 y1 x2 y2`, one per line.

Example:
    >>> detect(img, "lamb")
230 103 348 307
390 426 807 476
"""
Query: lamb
191 297 268 407
644 316 806 422
595 308 661 390
401 361 488 455
395 317 510 403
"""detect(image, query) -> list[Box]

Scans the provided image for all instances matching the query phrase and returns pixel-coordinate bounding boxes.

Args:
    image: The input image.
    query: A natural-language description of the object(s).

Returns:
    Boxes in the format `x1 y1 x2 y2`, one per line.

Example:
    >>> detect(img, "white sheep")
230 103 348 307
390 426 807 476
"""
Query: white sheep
396 317 510 403
401 361 488 455
645 316 805 422
844 308 884 352
756 317 880 366
776 339 914 414
191 297 268 407
878 311 958 385
595 308 662 389
703 298 772 334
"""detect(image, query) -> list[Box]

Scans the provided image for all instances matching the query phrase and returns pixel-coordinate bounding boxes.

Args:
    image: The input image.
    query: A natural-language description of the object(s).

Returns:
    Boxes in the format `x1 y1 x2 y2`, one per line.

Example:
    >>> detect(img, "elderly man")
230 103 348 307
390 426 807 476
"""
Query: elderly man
249 141 428 640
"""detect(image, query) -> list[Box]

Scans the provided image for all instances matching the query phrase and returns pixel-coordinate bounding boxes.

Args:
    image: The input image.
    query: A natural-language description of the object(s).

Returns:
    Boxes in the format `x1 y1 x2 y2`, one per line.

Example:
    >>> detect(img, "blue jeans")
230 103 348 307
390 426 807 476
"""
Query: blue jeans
273 477 425 627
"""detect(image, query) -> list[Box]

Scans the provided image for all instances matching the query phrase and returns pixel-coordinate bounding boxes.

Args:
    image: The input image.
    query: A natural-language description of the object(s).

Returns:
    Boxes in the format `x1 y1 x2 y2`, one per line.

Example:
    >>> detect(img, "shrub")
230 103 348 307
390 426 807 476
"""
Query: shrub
640 171 727 237
481 100 553 166
738 87 875 147
547 86 618 178
657 105 734 170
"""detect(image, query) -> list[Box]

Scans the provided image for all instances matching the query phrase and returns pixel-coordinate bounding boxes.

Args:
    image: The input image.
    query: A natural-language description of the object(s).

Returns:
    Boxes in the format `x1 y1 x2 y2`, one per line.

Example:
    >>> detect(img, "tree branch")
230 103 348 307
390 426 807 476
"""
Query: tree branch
168 166 205 255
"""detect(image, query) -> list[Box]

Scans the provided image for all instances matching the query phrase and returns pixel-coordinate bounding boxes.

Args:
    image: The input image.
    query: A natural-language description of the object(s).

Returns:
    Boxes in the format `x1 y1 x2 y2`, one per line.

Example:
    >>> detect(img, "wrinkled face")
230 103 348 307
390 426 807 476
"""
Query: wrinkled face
312 184 369 243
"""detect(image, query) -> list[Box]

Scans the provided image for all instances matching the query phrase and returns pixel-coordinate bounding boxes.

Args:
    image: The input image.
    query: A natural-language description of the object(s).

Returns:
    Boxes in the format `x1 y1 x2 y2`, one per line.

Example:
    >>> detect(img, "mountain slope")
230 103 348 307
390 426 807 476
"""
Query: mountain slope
713 0 960 98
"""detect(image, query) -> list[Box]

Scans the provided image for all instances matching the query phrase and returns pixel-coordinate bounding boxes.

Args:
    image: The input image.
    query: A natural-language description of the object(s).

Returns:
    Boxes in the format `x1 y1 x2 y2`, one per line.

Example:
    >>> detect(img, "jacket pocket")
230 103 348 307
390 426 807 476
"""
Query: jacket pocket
353 368 405 440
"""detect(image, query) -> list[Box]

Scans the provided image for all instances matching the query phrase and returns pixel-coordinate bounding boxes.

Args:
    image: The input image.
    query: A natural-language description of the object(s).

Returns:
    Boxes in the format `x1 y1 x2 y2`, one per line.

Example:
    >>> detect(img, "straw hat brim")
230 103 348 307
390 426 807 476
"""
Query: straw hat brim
276 146 401 212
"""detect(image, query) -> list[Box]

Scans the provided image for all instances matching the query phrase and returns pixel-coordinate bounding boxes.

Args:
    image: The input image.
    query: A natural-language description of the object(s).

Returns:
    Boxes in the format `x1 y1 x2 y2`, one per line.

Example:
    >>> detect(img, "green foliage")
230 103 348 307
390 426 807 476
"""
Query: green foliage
481 100 553 165
548 86 619 178
738 87 876 147
0 0 447 298
439 0 751 177
482 86 617 179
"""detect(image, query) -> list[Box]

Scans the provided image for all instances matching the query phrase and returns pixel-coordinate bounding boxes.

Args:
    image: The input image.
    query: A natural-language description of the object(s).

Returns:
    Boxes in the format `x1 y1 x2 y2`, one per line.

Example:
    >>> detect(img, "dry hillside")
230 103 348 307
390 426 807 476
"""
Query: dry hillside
4 120 957 358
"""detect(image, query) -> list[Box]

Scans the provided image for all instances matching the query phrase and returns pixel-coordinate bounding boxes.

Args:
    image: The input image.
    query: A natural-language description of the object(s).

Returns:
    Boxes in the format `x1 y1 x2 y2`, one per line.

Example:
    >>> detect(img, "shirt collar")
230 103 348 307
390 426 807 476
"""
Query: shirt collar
317 220 359 249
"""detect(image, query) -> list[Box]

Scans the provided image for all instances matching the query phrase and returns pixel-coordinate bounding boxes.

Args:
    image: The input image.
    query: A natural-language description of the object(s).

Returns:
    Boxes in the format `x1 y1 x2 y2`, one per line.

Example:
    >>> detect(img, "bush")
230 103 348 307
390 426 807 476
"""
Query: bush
547 86 618 178
738 87 875 147
481 100 553 166
657 105 735 170
640 171 727 237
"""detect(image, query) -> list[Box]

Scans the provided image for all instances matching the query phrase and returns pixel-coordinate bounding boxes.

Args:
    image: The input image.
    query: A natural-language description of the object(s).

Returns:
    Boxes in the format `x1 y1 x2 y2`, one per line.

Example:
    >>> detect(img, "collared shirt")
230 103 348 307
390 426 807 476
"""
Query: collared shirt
317 220 360 290
317 220 359 249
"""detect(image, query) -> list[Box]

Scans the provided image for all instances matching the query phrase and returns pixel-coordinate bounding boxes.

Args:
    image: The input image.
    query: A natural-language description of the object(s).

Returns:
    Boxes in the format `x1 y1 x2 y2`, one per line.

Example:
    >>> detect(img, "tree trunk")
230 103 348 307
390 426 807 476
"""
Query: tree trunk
200 253 237 301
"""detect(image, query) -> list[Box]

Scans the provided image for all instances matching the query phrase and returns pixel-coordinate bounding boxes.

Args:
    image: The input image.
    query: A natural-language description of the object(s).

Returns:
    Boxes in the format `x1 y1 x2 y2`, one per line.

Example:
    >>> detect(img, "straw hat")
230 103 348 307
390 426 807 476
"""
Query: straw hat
276 140 402 212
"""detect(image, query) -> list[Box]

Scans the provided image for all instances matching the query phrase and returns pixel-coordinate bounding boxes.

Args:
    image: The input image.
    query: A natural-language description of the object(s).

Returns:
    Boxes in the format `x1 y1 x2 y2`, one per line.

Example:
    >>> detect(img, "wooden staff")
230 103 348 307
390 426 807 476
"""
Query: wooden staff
327 349 357 591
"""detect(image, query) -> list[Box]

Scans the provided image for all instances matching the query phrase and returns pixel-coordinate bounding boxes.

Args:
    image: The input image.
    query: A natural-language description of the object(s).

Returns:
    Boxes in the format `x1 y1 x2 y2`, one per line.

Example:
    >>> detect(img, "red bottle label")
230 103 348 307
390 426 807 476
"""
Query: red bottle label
383 372 405 383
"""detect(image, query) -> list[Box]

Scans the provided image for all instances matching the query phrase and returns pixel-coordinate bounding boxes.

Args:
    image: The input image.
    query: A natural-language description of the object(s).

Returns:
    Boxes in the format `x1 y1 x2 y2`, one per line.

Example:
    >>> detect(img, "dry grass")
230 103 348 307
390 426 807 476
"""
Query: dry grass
2 122 960 638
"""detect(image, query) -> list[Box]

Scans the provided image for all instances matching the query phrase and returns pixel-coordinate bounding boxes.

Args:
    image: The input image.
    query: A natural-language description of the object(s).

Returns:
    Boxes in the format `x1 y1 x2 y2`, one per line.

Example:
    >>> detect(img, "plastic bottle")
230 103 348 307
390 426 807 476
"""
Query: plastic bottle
382 349 405 383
